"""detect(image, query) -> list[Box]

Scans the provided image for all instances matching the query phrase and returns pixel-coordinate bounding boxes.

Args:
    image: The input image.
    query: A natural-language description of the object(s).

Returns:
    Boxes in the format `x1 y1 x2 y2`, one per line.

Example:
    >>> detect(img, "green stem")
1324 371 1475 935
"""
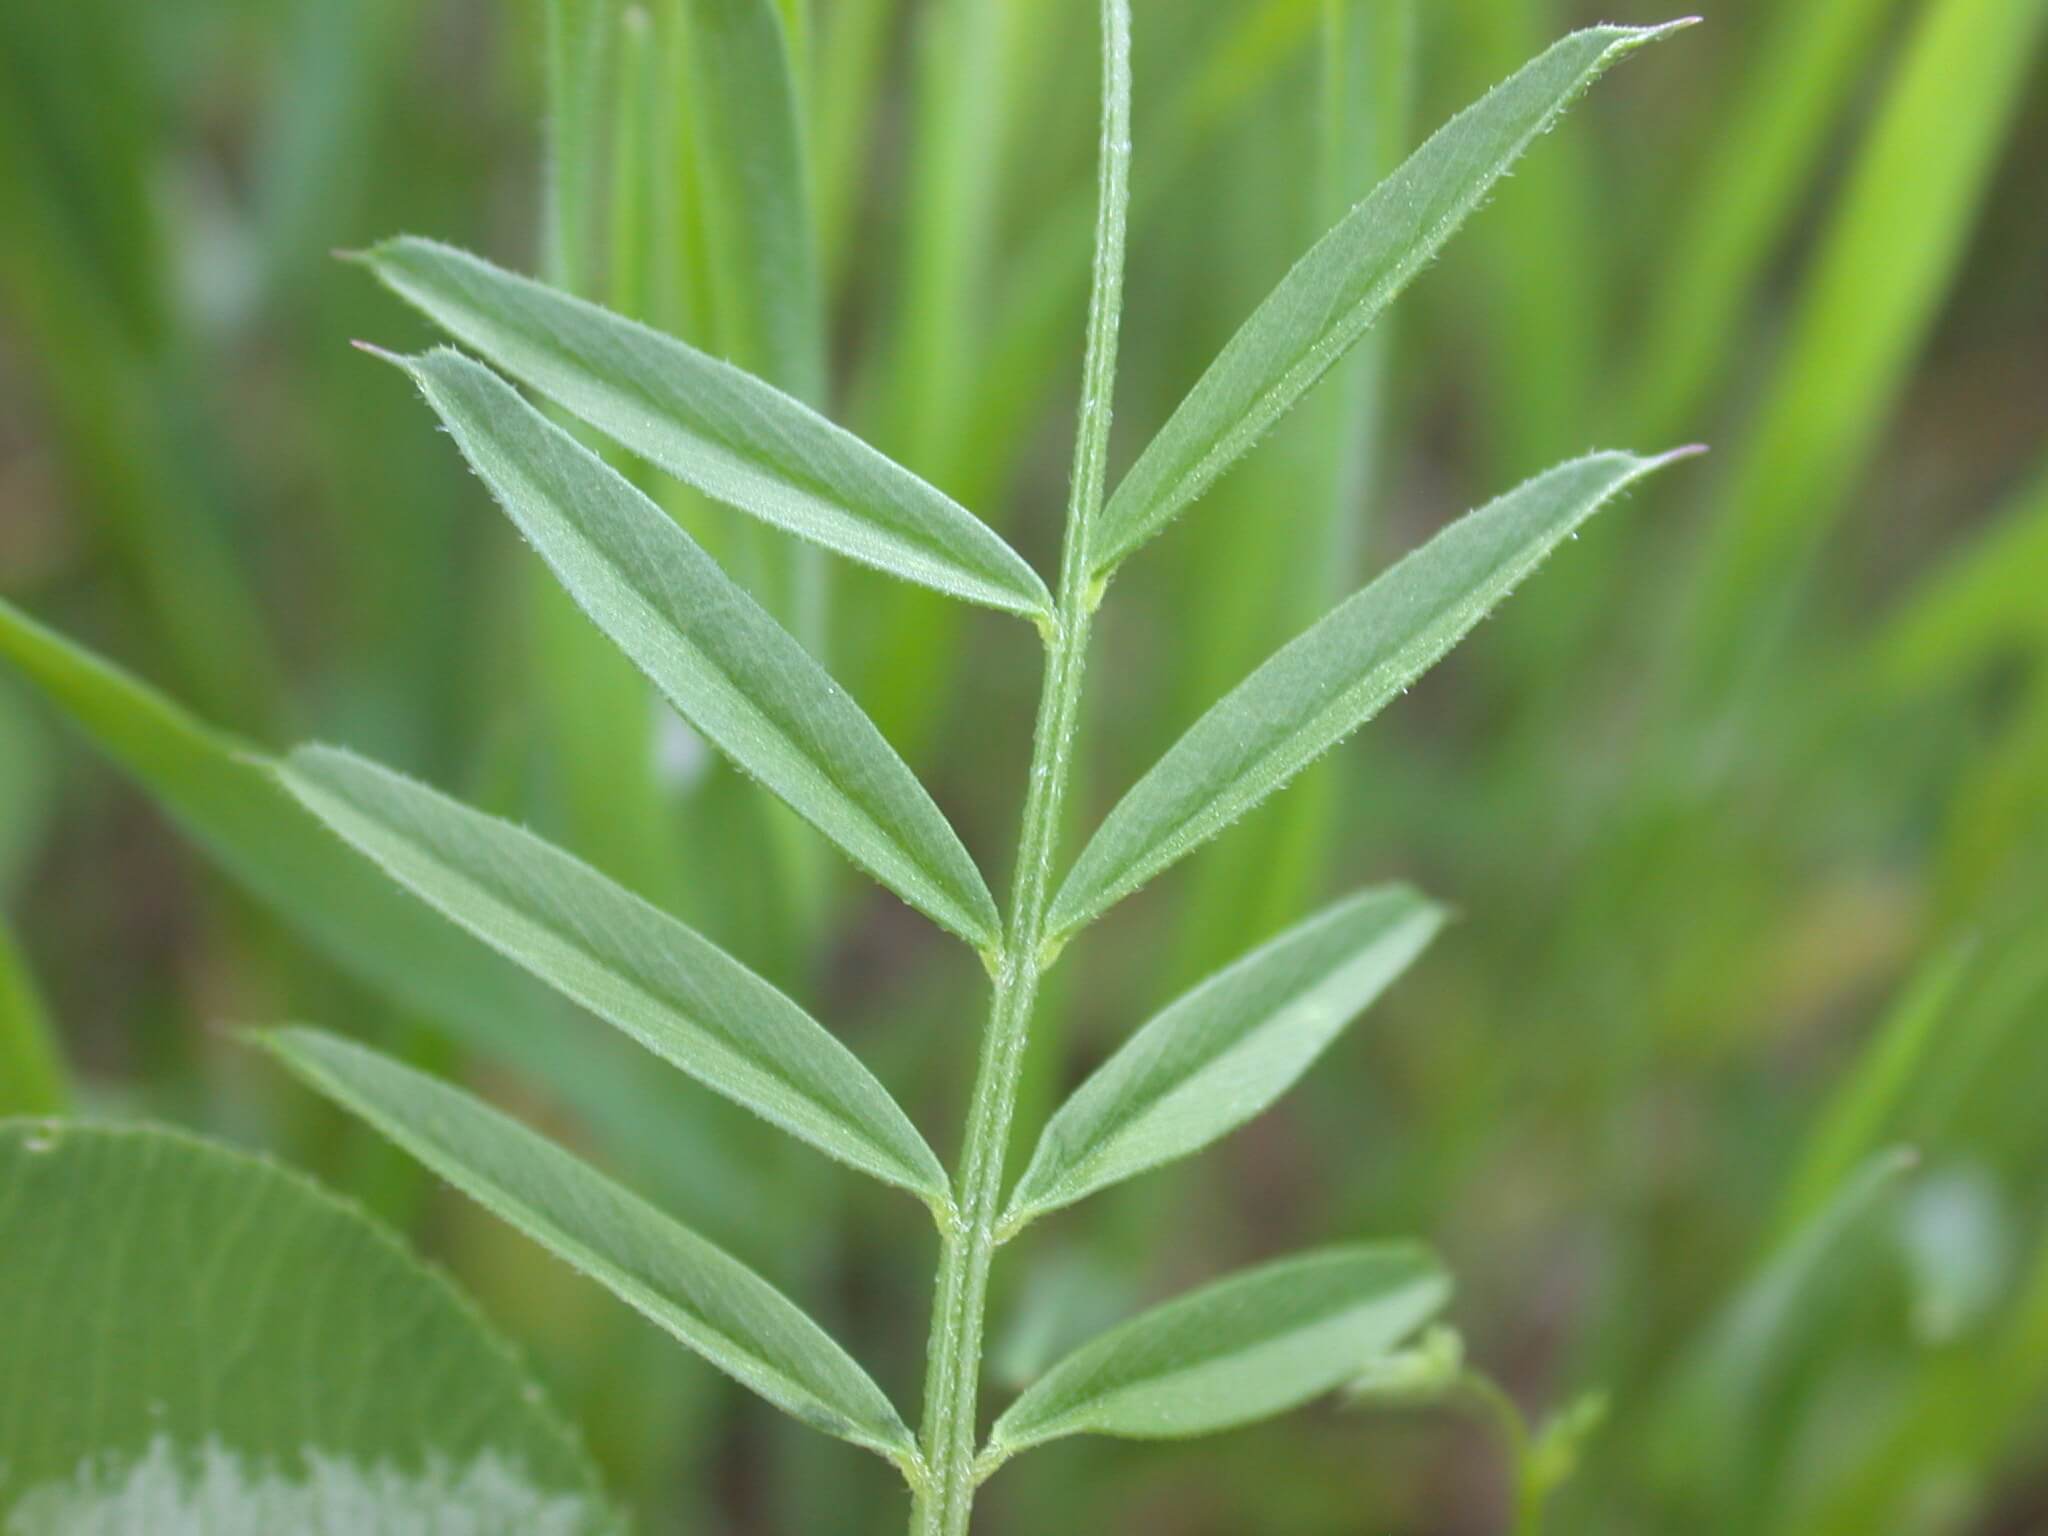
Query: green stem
911 7 1129 1532
1448 1373 1532 1534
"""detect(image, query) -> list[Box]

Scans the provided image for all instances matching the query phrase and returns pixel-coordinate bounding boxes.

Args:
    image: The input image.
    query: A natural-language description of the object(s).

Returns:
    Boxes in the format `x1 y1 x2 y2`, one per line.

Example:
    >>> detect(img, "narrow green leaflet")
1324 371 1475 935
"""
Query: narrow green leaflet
1005 886 1443 1231
263 1028 923 1471
387 347 1000 949
984 1244 1449 1463
280 745 949 1204
1051 450 1694 936
359 239 1049 617
0 1120 615 1532
1090 20 1691 575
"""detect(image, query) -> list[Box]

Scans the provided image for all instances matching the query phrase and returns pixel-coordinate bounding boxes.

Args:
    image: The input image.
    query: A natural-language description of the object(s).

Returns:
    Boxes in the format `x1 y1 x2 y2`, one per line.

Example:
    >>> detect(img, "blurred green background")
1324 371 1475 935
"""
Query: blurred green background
3 0 2046 1530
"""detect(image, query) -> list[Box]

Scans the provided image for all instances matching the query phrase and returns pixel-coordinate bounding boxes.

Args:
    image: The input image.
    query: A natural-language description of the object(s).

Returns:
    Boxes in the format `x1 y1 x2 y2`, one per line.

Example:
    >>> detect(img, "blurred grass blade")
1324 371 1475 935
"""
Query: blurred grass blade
0 679 54 896
679 0 828 657
1657 1146 1917 1495
1626 0 1908 441
0 919 66 1116
1865 454 2048 698
983 1244 1449 1462
1005 887 1442 1231
605 4 659 323
280 745 950 1204
1810 1208 2048 1534
388 348 1001 949
679 0 823 403
0 597 734 1209
542 0 619 295
360 240 1050 617
1682 0 2048 701
263 1027 922 1472
1089 20 1692 576
1052 450 1693 936
812 0 900 294
884 0 1006 485
1772 940 1973 1242
0 598 533 1058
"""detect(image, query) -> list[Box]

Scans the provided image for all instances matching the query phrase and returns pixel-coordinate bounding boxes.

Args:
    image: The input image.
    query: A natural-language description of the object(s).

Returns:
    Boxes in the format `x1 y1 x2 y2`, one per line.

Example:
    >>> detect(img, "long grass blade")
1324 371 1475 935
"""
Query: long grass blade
1680 0 2048 704
1625 0 1910 442
1771 940 1973 1242
0 598 731 1208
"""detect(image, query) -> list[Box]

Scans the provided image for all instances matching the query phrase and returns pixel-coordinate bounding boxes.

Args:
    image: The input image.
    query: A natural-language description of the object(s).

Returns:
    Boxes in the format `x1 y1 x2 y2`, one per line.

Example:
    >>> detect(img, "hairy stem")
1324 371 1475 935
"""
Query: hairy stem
911 6 1130 1532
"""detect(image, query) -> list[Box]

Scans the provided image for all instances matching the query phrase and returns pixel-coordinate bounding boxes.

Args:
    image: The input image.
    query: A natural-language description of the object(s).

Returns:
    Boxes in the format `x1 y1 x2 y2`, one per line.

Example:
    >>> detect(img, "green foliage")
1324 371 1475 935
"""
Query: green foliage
278 744 949 1203
6 0 2042 1530
1683 0 2048 698
263 1028 923 1473
1052 450 1693 936
985 1244 1448 1461
0 1120 612 1531
1004 885 1443 1230
384 346 1001 949
0 597 705 1202
358 239 1050 616
0 924 65 1116
1090 22 1690 576
0 598 549 1058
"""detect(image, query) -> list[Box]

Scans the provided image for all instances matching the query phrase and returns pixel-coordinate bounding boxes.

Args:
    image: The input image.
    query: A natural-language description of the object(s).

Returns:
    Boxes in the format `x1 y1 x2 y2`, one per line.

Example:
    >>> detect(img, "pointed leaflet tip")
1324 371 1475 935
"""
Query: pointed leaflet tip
349 339 404 366
1603 17 1701 57
1630 16 1703 40
1651 442 1711 467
